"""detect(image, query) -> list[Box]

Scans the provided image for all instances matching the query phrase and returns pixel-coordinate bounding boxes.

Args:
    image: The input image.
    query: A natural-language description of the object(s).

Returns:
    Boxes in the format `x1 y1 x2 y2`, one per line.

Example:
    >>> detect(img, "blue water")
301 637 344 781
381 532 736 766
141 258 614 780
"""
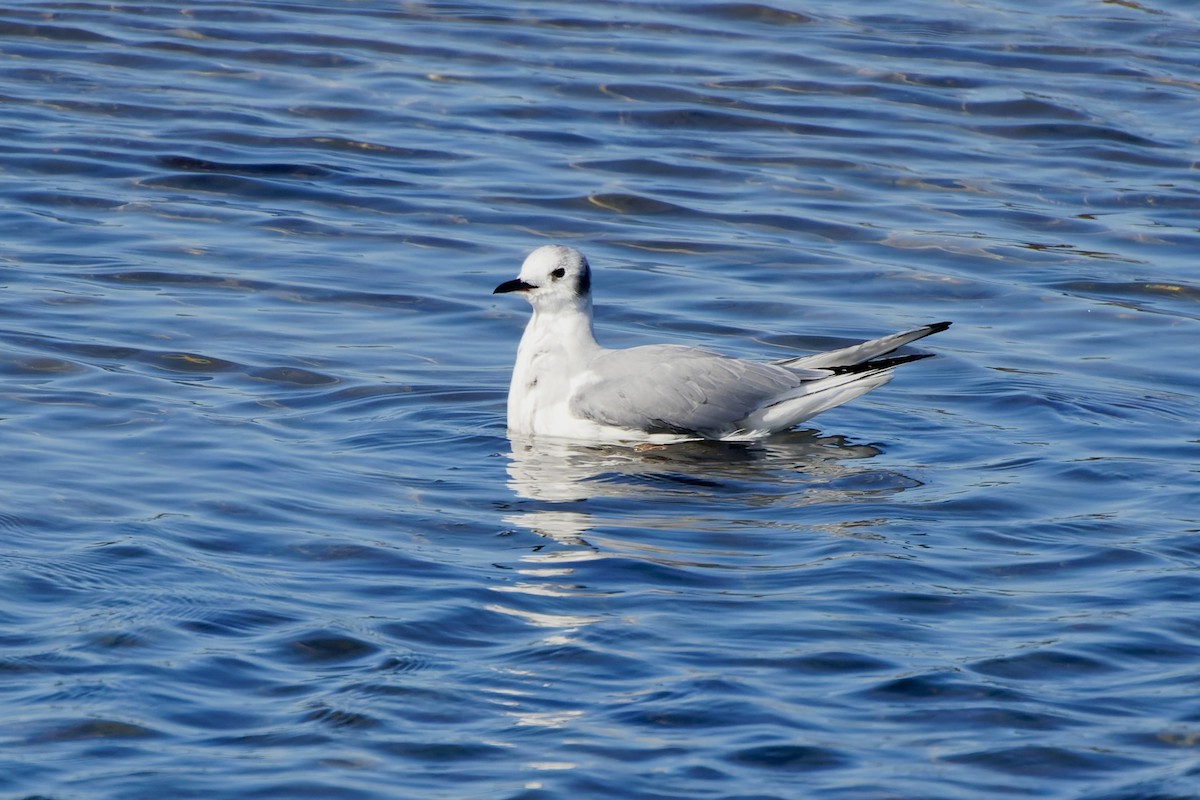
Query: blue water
2 1 1199 798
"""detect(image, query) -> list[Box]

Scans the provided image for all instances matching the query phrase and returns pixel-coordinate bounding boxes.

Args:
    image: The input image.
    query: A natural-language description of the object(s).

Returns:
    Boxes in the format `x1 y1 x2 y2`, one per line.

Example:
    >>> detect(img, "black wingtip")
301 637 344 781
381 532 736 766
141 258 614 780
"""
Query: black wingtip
830 351 935 375
850 321 951 372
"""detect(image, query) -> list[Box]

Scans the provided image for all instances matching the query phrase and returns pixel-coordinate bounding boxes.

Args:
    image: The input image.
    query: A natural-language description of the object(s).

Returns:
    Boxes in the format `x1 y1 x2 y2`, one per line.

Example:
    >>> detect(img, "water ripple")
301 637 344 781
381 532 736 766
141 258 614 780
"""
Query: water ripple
3 1 1200 798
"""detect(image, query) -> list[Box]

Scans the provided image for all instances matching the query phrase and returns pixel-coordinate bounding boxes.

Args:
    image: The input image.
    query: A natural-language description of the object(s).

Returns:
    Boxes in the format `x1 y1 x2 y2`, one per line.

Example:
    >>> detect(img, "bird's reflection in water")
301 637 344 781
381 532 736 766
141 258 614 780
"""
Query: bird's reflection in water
501 431 915 546
493 432 928 647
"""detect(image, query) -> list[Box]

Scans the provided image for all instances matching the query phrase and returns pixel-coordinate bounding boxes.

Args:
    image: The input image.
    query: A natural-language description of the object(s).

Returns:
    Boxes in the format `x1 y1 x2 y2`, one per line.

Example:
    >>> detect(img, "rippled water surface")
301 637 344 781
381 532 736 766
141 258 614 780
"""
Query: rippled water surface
3 1 1200 798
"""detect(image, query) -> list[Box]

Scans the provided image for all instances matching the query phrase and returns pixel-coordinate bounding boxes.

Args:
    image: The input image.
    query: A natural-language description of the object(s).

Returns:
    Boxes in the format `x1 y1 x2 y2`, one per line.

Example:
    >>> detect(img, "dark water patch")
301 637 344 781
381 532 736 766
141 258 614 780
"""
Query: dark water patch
244 366 338 387
5 152 144 180
972 648 1117 681
0 355 88 376
27 718 161 744
944 744 1149 778
975 122 1165 147
963 95 1091 120
968 545 1159 585
1081 775 1200 800
337 681 488 727
811 469 923 494
203 729 333 750
0 18 117 45
380 603 534 651
1102 190 1200 213
858 14 979 38
13 190 126 212
718 71 988 94
280 384 415 416
856 588 1010 618
1084 629 1200 670
7 540 187 601
21 93 259 127
504 125 603 148
133 36 371 72
173 654 282 694
575 157 740 183
625 106 876 138
770 651 896 675
273 630 381 666
728 211 879 241
79 267 457 315
1123 573 1200 606
854 37 1152 79
135 350 242 375
158 155 341 180
162 704 268 734
863 673 1033 704
689 3 814 26
375 738 510 763
726 744 851 772
587 192 690 216
84 269 274 292
372 653 439 675
1052 279 1200 317
179 607 300 639
136 173 419 215
251 216 357 237
189 131 464 165
611 693 793 732
301 703 382 731
889 705 1078 732
1157 534 1200 567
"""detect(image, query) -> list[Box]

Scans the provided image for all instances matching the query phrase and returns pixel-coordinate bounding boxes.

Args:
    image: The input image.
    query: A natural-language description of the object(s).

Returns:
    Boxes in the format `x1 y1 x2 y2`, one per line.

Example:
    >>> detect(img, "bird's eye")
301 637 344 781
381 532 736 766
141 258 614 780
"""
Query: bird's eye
551 267 566 280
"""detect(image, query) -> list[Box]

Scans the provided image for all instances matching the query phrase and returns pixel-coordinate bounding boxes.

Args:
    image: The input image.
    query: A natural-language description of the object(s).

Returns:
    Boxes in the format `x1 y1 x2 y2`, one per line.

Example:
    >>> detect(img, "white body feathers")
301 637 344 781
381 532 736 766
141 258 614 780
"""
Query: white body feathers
494 245 949 443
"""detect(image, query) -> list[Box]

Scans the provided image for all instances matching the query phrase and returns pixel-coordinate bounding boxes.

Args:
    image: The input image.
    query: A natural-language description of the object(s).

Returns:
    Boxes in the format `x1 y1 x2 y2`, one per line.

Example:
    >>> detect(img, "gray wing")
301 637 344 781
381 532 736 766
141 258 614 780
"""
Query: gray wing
570 345 825 438
775 322 951 369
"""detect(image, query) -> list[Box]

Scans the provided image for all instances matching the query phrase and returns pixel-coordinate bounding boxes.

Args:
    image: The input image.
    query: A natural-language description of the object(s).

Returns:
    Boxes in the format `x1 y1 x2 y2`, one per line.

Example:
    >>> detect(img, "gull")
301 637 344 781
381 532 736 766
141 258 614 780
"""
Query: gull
494 245 950 443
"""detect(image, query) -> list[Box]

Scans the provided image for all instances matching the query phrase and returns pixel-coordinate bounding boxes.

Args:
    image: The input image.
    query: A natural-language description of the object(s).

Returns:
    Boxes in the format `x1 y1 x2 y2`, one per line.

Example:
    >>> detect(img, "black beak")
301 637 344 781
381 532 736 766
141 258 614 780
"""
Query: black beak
493 278 535 294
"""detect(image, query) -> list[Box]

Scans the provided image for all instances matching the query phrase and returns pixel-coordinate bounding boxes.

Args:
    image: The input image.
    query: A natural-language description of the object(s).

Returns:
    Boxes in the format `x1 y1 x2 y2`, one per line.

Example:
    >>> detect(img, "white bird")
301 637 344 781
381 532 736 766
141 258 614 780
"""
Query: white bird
494 245 950 443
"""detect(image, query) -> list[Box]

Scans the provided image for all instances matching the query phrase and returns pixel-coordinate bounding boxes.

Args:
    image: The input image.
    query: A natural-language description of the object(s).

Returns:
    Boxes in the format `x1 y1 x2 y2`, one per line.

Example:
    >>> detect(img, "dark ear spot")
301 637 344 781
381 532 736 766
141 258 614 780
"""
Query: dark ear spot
576 261 591 296
551 267 566 280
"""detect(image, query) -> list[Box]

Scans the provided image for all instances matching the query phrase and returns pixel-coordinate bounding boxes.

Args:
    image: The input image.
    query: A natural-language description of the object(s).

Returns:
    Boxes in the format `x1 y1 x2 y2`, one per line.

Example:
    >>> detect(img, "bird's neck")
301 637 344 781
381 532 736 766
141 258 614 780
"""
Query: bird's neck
520 303 599 359
507 303 602 435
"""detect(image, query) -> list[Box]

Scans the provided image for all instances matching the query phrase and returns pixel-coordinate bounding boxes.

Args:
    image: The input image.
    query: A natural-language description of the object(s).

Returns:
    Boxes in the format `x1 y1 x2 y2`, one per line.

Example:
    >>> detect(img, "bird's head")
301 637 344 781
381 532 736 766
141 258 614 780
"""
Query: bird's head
494 245 592 312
